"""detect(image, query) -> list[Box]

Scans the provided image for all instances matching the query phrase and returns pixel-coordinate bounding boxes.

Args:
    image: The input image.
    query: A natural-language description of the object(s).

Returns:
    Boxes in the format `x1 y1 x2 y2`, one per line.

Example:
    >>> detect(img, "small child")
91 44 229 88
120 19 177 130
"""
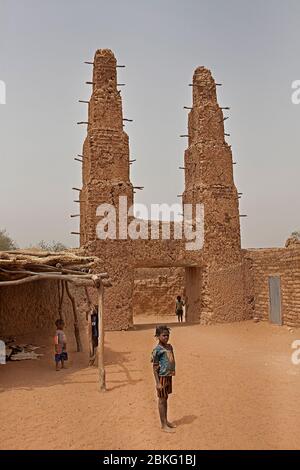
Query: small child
175 295 185 323
54 319 68 371
151 325 176 433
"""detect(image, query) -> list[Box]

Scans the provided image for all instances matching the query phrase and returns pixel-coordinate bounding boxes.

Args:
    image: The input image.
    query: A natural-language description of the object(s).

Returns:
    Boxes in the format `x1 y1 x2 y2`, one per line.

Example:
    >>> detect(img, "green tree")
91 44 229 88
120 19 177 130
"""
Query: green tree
0 229 17 251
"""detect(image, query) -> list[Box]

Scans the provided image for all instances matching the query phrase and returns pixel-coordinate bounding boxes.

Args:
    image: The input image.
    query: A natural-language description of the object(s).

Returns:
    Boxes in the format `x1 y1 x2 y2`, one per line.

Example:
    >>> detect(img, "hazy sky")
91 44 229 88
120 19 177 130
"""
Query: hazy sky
0 0 299 248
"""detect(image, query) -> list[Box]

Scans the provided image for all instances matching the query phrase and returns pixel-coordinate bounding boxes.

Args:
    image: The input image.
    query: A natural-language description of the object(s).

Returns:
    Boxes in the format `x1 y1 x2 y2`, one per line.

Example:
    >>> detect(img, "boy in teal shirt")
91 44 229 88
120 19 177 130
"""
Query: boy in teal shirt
151 325 176 432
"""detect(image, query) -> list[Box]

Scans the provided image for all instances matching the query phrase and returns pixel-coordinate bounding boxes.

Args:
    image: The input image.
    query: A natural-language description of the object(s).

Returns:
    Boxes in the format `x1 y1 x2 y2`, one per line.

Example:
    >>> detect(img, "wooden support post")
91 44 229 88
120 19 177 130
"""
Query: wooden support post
96 278 106 391
57 280 65 321
65 281 83 353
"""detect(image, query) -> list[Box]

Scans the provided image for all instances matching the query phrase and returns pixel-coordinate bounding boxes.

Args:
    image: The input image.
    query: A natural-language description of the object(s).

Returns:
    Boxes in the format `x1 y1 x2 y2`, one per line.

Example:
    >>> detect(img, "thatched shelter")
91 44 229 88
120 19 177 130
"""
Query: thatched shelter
0 250 111 390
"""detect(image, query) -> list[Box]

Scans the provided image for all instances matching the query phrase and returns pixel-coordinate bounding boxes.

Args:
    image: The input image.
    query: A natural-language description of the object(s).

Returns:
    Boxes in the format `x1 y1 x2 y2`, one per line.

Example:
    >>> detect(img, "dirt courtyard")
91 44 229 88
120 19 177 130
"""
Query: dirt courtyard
1 319 300 450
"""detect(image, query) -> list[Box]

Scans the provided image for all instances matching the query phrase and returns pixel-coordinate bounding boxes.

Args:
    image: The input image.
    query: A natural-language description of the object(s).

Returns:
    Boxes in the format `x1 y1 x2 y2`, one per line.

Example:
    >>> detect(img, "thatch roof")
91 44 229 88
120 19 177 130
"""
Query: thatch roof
0 250 106 286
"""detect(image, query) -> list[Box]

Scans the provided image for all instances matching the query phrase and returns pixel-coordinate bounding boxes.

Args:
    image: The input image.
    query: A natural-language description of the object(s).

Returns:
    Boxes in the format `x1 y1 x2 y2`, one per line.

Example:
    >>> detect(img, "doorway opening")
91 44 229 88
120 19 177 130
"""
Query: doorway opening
133 266 202 326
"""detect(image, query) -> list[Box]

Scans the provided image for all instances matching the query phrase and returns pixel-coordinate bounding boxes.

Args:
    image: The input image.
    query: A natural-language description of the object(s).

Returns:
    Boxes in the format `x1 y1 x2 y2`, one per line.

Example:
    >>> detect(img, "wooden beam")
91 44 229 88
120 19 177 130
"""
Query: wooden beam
0 271 108 287
97 281 106 391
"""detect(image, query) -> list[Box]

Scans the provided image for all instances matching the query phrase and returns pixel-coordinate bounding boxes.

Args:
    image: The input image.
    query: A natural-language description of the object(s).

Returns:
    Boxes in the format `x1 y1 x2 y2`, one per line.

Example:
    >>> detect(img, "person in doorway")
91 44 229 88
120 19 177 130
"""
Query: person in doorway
54 319 68 371
151 325 176 433
91 305 99 349
175 295 185 322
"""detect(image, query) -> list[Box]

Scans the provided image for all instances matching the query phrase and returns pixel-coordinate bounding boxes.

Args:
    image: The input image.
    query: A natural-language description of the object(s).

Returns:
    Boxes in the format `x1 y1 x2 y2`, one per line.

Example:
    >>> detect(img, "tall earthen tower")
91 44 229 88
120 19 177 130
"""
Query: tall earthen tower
183 67 245 323
80 49 133 245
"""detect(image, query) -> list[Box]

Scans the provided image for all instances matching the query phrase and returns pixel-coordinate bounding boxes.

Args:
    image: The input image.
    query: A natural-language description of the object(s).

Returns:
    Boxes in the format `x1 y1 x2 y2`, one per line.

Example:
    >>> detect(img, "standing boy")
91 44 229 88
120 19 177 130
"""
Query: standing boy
151 325 176 433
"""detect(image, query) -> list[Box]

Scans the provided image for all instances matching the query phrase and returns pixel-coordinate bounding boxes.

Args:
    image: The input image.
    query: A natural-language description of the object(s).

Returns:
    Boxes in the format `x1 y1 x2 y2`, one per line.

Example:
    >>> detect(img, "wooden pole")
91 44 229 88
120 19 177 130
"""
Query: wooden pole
97 280 106 391
58 280 65 321
65 281 83 352
0 273 97 287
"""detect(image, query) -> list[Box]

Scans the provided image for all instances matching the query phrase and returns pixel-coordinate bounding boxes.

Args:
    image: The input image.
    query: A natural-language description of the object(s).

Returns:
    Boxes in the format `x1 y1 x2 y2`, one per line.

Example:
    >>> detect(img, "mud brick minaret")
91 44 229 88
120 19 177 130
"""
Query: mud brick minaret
80 49 133 245
183 67 245 323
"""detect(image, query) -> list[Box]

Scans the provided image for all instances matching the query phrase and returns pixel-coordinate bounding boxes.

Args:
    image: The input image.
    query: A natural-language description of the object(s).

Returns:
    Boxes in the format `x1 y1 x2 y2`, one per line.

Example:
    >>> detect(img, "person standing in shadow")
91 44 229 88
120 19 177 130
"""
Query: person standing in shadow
175 295 185 323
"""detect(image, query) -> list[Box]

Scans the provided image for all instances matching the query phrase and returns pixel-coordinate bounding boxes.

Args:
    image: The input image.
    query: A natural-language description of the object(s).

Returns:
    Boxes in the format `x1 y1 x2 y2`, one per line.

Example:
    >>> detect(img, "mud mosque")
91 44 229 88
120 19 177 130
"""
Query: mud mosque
0 49 299 336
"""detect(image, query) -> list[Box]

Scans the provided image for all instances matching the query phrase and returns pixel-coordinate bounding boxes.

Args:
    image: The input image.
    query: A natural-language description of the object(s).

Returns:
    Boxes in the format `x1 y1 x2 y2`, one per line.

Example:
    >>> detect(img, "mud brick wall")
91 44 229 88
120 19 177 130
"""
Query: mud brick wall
0 281 89 337
133 268 184 317
245 247 300 327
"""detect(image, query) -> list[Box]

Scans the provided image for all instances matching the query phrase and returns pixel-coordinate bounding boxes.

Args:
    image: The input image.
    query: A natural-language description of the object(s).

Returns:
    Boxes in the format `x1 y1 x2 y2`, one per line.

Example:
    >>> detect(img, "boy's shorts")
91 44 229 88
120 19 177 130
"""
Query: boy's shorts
55 352 68 362
157 376 172 399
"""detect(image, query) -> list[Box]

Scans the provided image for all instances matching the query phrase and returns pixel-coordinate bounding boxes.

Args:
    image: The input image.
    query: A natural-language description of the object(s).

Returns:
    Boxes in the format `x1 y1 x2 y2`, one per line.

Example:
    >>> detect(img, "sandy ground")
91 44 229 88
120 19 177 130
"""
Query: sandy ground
1 318 300 450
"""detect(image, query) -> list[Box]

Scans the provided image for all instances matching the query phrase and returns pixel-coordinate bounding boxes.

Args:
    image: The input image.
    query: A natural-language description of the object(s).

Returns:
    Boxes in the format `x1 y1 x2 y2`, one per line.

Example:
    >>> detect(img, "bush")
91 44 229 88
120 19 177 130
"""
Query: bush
0 229 17 251
36 240 68 252
291 231 300 240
